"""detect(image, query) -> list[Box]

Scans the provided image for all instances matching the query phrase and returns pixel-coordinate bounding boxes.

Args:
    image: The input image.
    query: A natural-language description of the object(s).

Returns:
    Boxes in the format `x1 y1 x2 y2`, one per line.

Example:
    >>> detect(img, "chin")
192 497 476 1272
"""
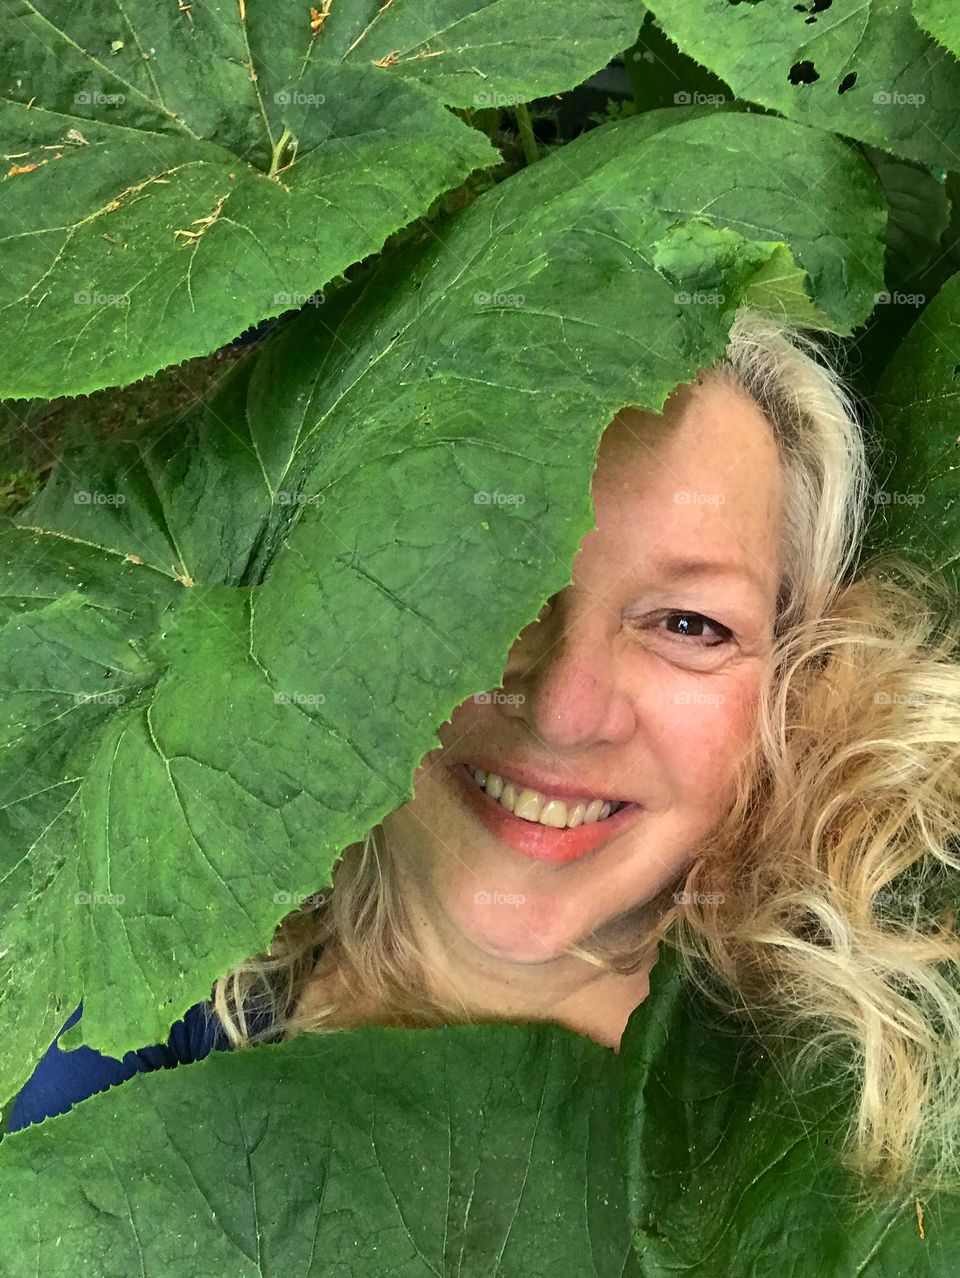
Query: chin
448 885 589 964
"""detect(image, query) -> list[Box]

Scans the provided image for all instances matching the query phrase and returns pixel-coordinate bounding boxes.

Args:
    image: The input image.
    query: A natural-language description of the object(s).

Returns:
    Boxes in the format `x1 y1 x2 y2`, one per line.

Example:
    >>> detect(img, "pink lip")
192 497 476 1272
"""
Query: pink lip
449 762 647 864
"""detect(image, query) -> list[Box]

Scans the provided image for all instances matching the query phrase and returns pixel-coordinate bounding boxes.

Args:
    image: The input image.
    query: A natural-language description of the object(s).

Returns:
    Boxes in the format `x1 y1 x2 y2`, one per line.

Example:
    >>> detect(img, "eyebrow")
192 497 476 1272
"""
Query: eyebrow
650 554 768 600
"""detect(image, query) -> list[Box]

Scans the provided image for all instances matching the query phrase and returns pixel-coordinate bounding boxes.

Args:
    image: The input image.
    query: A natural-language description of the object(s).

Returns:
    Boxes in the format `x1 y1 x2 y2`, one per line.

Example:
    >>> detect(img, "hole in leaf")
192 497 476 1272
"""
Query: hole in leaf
953 364 960 377
788 59 820 85
794 0 833 12
838 72 857 93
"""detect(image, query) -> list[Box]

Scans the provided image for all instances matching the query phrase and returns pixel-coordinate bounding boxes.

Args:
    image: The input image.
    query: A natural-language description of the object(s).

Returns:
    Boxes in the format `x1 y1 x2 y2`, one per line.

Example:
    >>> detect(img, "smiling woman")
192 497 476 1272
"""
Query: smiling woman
11 305 960 1212
205 305 960 1203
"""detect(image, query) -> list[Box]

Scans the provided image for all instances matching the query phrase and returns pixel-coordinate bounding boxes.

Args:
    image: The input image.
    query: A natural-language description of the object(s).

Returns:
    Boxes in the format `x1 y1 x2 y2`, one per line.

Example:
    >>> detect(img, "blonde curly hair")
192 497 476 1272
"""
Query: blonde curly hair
211 306 960 1206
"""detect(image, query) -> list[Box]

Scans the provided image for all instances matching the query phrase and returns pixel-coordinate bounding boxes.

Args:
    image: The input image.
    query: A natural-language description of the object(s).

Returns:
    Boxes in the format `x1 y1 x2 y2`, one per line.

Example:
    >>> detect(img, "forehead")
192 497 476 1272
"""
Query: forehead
596 375 777 483
580 377 783 594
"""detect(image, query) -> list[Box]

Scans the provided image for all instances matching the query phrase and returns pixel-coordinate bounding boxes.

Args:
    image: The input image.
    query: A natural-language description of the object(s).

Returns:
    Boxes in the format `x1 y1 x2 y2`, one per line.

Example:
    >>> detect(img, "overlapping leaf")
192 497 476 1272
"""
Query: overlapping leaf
0 110 886 1104
620 939 960 1273
0 0 644 399
913 0 960 60
643 0 960 169
0 1013 641 1277
867 270 960 598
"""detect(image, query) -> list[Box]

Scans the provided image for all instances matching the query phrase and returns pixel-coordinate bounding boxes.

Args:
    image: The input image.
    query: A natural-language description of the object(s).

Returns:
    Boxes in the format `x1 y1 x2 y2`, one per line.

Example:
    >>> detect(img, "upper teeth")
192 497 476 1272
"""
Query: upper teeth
465 766 625 829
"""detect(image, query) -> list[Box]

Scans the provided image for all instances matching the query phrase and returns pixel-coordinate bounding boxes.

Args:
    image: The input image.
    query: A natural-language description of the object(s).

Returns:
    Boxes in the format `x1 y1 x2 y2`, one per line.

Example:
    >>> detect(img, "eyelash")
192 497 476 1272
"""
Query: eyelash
537 598 734 648
652 610 734 648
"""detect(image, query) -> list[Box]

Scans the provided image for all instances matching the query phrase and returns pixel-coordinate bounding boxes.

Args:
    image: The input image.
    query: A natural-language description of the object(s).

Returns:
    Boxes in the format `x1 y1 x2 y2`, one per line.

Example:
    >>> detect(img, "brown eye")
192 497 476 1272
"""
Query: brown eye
661 611 732 646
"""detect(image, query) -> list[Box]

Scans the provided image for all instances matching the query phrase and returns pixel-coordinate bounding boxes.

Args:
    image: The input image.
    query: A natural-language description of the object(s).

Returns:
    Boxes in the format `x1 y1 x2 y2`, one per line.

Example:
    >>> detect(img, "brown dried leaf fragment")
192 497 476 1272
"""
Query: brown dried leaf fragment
373 49 398 68
310 1 332 36
174 192 228 243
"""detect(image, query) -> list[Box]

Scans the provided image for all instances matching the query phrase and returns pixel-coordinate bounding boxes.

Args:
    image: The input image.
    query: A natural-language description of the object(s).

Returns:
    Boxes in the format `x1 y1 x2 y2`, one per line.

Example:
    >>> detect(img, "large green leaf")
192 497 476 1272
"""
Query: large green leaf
642 0 960 169
0 110 886 1102
621 938 960 1273
0 1015 641 1278
0 0 644 400
866 270 960 598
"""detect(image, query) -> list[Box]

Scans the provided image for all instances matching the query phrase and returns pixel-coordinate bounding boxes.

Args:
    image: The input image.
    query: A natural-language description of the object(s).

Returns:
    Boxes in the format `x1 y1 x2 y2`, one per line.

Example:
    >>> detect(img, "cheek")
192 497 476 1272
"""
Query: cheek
657 672 761 806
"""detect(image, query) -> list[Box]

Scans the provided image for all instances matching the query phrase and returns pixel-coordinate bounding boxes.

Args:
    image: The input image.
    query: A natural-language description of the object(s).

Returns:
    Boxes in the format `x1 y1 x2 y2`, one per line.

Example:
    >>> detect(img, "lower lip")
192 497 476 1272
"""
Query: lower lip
451 762 646 864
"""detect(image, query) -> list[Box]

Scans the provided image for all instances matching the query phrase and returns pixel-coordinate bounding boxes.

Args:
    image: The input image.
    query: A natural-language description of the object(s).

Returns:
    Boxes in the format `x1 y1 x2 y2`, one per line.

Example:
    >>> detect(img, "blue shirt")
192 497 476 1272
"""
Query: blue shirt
6 992 280 1134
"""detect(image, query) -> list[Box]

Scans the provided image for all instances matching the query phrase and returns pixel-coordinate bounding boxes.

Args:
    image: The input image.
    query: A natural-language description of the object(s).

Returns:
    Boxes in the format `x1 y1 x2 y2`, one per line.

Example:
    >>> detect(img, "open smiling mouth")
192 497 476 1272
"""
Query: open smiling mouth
449 761 647 865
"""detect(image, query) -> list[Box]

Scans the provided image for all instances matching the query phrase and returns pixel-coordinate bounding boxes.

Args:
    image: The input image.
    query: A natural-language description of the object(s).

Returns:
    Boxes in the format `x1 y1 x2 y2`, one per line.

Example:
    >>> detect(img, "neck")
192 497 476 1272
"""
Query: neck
403 892 662 1053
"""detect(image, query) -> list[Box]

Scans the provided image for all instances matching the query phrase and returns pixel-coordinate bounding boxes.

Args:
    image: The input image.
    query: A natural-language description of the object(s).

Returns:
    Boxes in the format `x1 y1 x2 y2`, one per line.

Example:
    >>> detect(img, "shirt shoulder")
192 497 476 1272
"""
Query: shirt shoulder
6 947 323 1134
5 995 233 1134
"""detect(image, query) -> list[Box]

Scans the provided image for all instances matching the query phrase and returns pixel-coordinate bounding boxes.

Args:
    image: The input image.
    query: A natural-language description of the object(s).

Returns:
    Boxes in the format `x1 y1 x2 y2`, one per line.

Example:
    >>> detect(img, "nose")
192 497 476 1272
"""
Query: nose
495 592 637 750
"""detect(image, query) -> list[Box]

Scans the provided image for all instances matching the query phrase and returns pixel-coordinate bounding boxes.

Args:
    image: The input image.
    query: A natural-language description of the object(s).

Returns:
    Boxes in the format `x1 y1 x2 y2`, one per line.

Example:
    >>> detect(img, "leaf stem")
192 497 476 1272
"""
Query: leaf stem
513 104 539 166
269 127 294 179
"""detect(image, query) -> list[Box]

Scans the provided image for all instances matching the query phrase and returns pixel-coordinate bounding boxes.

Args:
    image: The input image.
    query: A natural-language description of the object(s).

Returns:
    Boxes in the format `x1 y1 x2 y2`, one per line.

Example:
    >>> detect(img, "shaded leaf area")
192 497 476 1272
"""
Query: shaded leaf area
0 110 886 1098
862 145 951 289
865 270 960 599
0 0 644 399
0 1016 641 1278
620 944 960 1275
643 0 960 169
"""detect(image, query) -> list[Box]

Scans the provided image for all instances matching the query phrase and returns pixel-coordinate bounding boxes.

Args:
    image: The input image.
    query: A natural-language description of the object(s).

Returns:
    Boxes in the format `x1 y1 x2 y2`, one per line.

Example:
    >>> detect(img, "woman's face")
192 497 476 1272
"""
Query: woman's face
382 375 783 966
